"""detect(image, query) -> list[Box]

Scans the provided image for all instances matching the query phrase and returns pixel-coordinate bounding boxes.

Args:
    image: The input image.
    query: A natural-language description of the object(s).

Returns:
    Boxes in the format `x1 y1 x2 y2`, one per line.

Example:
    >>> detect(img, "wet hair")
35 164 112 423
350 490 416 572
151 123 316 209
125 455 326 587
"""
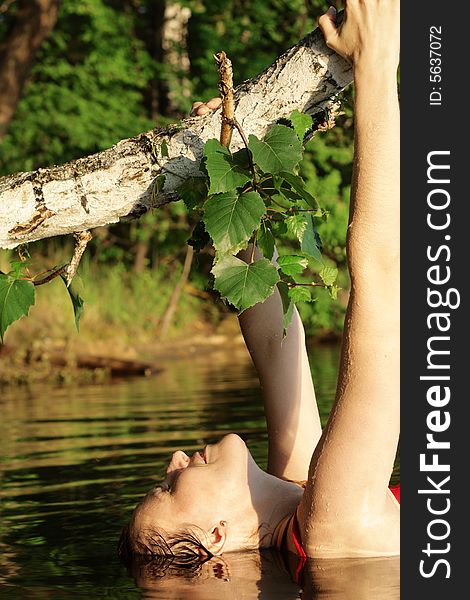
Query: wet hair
118 522 214 576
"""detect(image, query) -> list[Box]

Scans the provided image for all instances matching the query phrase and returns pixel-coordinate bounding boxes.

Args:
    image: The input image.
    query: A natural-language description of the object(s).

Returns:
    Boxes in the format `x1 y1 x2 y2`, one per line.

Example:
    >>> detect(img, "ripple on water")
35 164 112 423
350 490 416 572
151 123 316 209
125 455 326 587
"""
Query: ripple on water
0 345 399 598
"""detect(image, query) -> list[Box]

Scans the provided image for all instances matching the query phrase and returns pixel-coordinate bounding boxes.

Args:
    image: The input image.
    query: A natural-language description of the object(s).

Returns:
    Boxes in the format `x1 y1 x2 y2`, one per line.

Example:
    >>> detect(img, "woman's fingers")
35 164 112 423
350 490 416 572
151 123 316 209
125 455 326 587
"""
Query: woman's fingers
317 1 399 69
318 6 339 49
206 97 222 109
190 97 222 117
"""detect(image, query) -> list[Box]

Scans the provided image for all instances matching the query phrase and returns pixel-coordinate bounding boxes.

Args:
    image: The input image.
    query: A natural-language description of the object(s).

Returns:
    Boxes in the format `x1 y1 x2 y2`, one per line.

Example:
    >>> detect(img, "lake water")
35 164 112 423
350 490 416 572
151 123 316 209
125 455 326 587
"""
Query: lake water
0 343 399 599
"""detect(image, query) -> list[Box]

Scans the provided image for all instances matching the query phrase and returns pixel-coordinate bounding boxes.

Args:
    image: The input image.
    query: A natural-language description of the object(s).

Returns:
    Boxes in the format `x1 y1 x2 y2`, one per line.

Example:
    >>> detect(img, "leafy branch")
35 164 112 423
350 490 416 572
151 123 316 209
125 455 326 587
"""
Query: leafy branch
179 53 340 333
0 232 89 341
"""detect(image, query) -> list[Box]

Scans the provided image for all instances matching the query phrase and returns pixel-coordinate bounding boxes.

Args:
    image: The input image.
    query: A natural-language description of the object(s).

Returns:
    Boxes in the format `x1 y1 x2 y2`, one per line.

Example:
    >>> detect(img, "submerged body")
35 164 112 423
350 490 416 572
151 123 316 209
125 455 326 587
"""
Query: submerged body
121 0 400 563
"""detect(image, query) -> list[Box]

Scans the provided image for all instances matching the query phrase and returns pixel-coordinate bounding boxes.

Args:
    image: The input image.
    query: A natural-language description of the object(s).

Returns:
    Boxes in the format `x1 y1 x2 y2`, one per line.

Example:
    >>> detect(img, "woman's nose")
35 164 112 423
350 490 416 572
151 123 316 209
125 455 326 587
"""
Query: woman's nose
167 450 189 473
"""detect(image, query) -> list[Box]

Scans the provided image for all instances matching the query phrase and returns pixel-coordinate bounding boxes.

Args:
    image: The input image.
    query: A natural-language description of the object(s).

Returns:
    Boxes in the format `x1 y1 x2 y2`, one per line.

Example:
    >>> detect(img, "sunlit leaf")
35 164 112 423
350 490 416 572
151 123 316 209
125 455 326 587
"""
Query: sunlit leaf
0 274 35 342
289 110 313 141
248 125 302 174
328 284 340 300
285 214 307 242
9 260 29 279
319 266 338 286
277 255 308 276
288 285 315 303
204 138 251 194
212 256 279 312
203 191 265 254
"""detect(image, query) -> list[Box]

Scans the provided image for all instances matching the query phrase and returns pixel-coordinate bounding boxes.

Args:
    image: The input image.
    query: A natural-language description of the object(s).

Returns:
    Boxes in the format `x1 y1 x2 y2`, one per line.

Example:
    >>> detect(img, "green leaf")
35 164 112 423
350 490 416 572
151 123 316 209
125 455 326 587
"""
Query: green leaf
285 214 307 242
232 148 252 171
178 176 208 210
301 215 323 262
248 125 302 174
270 192 294 210
256 222 275 260
161 140 169 158
319 266 338 286
271 220 288 236
280 172 319 209
0 274 35 342
61 275 84 332
9 260 29 279
289 110 313 141
277 281 294 333
203 191 266 254
328 284 340 300
204 138 251 194
288 285 315 303
212 256 279 312
277 255 308 276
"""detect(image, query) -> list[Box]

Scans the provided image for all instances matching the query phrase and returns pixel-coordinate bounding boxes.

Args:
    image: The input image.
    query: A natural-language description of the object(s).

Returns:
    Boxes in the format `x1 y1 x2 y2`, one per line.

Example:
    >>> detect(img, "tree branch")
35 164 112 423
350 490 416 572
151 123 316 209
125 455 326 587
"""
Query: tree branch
0 23 352 250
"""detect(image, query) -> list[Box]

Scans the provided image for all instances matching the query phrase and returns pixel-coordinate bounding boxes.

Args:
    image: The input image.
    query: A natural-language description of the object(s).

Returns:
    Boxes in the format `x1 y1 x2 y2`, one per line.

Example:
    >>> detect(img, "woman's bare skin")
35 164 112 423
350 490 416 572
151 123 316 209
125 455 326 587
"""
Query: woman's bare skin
125 0 400 560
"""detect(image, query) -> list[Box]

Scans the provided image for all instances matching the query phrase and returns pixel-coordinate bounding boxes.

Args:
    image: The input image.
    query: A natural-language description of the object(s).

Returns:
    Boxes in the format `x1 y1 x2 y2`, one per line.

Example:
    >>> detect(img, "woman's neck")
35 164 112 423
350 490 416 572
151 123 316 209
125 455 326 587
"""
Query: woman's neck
248 464 304 548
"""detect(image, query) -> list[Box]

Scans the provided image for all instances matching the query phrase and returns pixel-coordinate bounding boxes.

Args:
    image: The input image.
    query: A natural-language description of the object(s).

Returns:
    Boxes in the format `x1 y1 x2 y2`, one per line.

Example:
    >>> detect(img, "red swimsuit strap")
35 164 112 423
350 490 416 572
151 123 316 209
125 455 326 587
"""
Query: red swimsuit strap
389 483 400 503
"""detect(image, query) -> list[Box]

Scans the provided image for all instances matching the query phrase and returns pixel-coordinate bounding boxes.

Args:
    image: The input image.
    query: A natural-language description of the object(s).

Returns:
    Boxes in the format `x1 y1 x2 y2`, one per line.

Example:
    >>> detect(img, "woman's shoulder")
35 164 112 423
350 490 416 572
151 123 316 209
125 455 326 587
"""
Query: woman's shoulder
297 488 400 558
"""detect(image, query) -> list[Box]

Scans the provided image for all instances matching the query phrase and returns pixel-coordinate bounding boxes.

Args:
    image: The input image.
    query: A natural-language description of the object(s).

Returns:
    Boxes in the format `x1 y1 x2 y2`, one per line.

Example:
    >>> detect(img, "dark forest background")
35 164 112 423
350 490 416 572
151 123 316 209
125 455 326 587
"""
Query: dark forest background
0 0 353 364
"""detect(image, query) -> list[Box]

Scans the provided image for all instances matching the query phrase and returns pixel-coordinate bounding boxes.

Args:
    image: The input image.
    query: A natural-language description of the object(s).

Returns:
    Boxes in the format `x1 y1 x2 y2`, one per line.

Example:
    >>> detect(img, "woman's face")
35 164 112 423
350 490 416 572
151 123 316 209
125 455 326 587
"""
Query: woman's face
129 434 261 550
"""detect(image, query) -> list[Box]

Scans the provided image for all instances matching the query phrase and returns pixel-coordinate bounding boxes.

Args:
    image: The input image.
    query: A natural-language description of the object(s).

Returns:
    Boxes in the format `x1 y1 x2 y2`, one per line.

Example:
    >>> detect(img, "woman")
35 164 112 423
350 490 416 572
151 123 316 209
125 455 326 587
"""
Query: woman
119 0 400 564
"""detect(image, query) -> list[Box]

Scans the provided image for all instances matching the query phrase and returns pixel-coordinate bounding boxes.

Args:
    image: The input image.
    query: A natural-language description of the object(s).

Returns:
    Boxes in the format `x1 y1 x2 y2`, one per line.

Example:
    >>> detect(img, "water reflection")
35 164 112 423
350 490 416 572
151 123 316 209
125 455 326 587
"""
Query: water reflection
0 342 399 598
130 549 399 600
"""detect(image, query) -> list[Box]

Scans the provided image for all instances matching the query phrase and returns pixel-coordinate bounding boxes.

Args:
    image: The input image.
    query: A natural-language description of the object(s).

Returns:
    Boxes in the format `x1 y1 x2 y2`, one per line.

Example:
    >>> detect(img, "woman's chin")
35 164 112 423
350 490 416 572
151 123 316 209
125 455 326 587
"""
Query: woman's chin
213 433 253 466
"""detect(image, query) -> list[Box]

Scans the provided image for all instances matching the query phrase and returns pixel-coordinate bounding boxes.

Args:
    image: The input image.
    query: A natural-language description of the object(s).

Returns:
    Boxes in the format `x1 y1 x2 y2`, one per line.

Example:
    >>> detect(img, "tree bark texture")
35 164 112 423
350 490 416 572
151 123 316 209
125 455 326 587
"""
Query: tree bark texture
0 0 61 139
162 2 192 114
0 25 352 250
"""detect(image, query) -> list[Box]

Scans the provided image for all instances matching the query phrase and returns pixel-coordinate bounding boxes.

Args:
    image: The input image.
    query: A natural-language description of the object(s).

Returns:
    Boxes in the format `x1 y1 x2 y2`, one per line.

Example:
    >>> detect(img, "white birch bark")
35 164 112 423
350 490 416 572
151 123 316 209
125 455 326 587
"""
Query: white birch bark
0 26 352 250
162 3 192 111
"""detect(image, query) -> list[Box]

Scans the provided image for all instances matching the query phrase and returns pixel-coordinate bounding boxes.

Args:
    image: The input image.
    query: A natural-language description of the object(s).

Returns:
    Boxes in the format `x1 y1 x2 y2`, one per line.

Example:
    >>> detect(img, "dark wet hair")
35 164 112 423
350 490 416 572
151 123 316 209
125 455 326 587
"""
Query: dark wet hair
118 522 214 576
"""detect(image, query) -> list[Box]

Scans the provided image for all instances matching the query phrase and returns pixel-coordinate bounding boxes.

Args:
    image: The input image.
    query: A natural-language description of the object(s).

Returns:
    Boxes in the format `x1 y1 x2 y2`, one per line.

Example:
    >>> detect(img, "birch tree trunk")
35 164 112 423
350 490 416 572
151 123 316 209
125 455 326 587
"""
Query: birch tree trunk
0 25 352 250
162 3 192 114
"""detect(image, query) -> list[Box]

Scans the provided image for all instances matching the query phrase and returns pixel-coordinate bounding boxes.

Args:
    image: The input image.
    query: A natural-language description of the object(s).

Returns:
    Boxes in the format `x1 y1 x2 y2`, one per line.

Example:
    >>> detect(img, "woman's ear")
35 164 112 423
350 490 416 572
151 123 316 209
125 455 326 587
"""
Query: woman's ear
205 520 228 555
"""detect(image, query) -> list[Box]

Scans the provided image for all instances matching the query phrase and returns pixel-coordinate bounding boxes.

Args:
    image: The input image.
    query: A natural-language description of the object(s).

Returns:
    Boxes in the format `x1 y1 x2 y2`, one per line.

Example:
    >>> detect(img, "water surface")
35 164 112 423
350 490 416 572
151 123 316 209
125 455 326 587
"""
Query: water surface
0 343 399 598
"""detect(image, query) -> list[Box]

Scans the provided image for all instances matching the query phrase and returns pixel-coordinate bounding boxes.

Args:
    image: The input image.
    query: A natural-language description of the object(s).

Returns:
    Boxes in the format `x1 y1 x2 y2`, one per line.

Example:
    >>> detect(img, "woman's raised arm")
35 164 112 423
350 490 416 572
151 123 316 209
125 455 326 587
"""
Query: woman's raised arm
298 0 400 557
237 246 322 483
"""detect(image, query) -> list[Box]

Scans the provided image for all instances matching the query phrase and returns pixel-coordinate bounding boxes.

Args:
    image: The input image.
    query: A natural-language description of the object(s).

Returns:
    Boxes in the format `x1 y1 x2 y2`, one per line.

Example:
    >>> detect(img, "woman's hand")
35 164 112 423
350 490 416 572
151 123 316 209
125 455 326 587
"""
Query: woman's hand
318 1 399 73
190 97 222 117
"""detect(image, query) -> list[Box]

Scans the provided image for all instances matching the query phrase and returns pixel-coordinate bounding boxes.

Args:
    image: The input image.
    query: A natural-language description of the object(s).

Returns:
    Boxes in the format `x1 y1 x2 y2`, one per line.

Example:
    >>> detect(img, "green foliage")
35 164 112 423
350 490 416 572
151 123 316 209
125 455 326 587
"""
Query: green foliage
60 275 84 332
188 0 329 100
289 110 313 141
176 112 341 333
0 0 350 340
204 139 251 194
0 273 35 342
179 176 208 211
203 190 266 254
277 255 308 276
212 256 279 313
301 214 322 263
248 125 302 174
0 0 156 174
